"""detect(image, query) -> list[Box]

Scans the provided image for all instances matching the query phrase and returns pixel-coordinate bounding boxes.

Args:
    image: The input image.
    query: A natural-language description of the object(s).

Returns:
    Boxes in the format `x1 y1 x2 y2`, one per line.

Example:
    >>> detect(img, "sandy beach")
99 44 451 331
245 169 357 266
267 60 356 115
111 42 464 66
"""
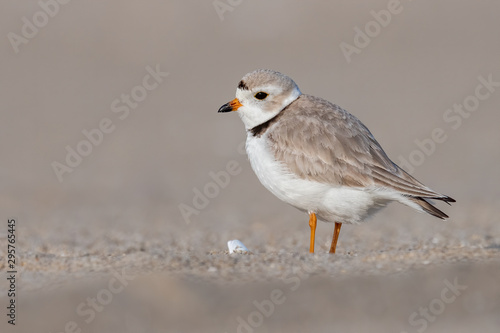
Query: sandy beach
1 1 499 332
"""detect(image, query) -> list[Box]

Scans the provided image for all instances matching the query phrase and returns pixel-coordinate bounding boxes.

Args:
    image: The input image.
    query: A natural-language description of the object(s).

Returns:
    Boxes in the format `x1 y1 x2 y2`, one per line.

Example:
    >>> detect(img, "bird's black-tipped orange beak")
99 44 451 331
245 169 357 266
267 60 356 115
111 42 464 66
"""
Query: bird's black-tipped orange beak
218 98 243 113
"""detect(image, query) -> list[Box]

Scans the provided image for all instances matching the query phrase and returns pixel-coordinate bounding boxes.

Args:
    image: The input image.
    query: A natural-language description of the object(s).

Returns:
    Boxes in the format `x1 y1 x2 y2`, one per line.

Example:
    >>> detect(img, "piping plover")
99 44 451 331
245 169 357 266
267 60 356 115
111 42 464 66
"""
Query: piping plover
218 69 455 253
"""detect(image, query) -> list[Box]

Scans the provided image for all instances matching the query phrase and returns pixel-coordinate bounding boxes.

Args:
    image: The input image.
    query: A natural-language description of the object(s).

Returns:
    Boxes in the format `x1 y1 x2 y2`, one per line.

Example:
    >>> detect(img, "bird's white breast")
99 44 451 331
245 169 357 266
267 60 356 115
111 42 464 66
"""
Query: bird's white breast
245 132 398 224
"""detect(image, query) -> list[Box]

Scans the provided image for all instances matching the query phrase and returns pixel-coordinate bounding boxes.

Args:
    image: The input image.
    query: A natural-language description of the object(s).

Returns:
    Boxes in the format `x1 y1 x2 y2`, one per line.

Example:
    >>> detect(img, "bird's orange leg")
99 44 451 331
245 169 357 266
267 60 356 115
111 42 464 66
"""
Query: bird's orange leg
308 212 317 253
329 222 342 254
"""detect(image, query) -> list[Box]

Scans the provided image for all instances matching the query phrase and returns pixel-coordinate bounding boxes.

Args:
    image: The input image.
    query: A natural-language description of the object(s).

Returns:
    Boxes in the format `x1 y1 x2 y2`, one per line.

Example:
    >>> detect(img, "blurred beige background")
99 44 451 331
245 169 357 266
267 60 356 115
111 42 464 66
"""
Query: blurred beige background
1 1 500 332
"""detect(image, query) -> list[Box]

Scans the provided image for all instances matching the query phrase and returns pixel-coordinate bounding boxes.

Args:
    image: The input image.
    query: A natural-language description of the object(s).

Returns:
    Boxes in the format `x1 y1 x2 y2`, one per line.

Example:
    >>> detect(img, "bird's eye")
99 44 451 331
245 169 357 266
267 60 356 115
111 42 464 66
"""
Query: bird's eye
254 92 268 100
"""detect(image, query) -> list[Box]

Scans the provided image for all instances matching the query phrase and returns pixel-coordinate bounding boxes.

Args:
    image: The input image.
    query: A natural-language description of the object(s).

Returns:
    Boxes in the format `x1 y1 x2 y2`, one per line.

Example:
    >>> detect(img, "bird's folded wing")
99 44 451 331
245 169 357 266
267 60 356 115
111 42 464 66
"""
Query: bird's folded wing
267 98 445 199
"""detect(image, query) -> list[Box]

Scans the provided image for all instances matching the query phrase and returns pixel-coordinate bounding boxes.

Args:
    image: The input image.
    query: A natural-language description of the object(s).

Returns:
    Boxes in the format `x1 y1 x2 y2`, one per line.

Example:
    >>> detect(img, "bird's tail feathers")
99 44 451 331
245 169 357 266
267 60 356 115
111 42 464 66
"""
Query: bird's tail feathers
407 196 455 220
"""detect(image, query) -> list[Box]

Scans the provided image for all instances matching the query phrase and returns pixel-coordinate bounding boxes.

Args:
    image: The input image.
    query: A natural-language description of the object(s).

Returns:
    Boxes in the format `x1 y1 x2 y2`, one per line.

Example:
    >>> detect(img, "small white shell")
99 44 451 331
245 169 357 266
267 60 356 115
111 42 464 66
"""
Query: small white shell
227 240 250 254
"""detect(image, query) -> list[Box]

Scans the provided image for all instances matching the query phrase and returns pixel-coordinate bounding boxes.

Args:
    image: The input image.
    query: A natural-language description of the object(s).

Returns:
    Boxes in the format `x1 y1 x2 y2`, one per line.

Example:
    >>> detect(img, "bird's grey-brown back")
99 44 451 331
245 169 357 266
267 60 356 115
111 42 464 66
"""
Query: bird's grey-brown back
261 93 455 219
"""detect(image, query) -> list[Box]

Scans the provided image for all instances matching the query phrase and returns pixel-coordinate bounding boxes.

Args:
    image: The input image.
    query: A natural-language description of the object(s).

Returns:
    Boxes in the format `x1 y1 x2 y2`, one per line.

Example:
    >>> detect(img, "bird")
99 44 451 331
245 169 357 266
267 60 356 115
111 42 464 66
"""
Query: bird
218 69 455 253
